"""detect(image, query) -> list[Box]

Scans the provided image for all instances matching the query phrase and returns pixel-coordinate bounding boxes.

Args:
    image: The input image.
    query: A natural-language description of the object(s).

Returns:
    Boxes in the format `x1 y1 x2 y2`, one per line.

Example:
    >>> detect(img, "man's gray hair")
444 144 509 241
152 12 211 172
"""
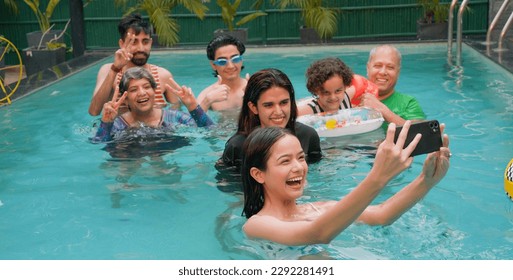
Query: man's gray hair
368 44 402 68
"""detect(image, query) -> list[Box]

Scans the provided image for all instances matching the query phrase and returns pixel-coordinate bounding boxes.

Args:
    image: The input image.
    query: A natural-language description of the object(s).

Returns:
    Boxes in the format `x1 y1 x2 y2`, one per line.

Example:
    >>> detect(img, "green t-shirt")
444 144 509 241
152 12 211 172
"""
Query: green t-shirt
382 90 426 120
381 90 426 128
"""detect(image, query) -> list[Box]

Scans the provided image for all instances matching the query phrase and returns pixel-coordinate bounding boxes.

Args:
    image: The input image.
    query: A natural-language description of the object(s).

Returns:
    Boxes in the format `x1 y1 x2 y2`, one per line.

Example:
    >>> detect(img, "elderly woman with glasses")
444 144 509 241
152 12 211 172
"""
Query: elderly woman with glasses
196 34 249 113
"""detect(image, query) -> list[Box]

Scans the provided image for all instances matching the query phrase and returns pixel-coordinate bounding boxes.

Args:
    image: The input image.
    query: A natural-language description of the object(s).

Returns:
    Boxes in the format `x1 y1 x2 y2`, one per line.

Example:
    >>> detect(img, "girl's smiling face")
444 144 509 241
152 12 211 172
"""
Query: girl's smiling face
316 75 346 112
251 134 308 201
248 86 291 128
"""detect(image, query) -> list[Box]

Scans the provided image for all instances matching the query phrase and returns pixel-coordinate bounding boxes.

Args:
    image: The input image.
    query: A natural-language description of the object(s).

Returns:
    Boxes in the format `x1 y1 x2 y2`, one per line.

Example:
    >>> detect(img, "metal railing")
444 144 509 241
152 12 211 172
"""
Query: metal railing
447 0 460 56
456 0 470 65
498 10 513 52
485 0 512 55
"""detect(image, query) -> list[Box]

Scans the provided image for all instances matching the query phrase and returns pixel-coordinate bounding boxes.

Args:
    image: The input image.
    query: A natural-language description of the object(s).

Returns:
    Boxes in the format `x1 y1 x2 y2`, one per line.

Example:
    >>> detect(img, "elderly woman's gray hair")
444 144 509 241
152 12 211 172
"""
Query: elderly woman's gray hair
118 67 157 93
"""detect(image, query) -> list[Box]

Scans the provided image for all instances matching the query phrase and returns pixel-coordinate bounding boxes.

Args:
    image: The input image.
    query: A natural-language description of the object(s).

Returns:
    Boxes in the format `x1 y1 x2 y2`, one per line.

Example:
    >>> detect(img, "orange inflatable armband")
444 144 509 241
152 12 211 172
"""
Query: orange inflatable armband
350 74 379 106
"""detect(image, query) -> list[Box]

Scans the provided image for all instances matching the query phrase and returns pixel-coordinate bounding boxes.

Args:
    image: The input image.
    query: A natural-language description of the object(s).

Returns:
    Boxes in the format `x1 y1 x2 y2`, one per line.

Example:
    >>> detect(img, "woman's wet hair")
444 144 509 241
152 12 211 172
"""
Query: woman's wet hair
118 67 157 93
241 127 293 218
118 13 151 40
237 68 297 136
306 57 354 97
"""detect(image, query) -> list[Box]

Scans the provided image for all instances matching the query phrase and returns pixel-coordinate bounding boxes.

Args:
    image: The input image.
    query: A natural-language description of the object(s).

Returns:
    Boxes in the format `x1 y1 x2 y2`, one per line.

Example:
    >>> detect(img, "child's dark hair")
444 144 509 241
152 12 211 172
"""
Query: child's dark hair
306 57 354 97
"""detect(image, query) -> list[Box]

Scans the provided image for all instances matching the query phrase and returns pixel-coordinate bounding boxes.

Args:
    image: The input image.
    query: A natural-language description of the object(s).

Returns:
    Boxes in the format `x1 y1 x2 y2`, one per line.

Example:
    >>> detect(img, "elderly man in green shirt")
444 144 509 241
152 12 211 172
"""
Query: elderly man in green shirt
358 44 426 128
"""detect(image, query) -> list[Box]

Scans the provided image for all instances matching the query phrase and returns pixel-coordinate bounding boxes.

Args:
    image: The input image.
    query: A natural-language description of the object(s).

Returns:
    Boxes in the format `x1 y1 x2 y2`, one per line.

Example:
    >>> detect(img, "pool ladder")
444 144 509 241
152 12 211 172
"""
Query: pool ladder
485 0 513 57
449 0 513 65
447 0 470 65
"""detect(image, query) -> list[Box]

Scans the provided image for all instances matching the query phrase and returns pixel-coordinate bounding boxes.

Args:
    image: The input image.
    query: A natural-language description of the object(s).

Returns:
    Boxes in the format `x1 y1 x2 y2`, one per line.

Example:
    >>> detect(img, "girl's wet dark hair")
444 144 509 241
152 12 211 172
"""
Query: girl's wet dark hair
241 127 293 218
306 57 354 97
118 67 157 93
236 68 297 136
206 34 246 77
118 13 151 40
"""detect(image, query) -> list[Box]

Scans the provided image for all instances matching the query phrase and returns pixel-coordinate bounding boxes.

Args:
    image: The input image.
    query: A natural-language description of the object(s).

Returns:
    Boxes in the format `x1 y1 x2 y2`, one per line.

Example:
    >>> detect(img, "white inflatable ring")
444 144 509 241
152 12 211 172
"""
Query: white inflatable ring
297 107 384 138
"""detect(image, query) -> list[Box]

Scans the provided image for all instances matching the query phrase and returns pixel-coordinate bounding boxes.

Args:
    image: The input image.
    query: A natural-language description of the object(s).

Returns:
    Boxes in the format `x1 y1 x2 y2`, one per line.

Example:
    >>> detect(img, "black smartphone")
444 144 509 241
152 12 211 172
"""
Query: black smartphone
393 120 443 157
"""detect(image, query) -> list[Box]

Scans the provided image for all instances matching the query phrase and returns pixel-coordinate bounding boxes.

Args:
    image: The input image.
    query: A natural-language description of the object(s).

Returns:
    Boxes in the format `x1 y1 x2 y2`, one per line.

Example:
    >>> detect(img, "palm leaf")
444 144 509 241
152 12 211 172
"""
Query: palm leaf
303 6 337 39
115 0 208 46
218 0 235 30
236 12 267 27
3 0 19 13
276 0 338 40
45 0 61 20
174 0 208 19
138 0 179 46
23 0 50 31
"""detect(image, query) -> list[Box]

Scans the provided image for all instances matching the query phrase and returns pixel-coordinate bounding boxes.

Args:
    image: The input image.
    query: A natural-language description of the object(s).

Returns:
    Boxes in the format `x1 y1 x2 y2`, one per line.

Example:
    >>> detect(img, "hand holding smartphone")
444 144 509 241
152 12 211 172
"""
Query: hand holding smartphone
393 120 443 157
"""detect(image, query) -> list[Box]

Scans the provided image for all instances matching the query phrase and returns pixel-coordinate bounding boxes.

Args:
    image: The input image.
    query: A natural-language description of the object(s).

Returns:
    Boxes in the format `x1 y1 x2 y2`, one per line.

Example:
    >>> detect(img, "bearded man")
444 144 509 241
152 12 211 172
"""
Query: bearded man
89 13 181 116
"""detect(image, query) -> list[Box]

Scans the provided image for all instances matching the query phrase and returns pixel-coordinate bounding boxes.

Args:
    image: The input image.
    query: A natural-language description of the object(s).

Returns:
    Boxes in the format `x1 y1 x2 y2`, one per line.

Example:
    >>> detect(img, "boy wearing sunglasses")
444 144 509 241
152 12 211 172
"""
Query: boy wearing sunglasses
197 34 249 113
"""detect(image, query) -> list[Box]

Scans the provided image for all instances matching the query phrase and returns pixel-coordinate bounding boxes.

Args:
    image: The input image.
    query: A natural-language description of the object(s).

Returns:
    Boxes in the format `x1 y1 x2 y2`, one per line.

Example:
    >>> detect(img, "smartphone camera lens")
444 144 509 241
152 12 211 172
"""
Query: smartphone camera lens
429 121 439 133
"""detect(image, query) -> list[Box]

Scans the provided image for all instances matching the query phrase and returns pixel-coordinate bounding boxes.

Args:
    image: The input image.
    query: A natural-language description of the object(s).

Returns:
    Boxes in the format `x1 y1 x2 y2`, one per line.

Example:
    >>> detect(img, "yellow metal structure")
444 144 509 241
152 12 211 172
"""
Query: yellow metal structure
0 36 24 105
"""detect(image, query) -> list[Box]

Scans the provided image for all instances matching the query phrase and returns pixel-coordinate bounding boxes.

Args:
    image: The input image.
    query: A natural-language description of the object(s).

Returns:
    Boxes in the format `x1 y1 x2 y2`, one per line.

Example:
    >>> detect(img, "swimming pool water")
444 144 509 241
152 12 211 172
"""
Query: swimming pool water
1 43 512 260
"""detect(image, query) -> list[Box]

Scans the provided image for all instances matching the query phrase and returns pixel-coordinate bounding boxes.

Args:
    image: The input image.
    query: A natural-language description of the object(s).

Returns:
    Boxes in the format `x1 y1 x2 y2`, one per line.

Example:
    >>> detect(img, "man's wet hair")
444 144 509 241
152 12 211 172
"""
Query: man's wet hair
206 34 246 60
118 13 151 40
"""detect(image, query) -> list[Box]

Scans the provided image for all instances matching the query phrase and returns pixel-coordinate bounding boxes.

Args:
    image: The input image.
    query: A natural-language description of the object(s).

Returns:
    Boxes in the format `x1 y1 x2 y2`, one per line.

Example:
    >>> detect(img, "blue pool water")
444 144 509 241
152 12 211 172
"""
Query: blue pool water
1 43 512 260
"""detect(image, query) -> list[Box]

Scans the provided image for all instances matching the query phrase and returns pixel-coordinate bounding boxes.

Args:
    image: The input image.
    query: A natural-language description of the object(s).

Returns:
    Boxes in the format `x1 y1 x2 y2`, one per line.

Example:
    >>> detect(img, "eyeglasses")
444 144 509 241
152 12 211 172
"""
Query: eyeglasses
212 55 243 66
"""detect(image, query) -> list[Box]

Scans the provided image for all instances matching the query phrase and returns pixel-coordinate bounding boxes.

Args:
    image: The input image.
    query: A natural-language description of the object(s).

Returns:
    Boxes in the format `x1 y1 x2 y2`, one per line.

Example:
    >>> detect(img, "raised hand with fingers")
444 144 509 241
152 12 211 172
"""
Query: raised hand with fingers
112 32 135 72
102 86 127 123
165 77 199 112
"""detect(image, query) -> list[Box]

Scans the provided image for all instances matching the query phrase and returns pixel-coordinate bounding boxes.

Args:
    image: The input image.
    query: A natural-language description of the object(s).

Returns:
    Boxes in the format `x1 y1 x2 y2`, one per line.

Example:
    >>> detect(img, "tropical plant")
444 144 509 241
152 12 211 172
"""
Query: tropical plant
4 0 62 33
2 0 18 14
3 0 69 50
270 0 338 40
216 0 267 31
114 0 209 47
417 0 450 24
